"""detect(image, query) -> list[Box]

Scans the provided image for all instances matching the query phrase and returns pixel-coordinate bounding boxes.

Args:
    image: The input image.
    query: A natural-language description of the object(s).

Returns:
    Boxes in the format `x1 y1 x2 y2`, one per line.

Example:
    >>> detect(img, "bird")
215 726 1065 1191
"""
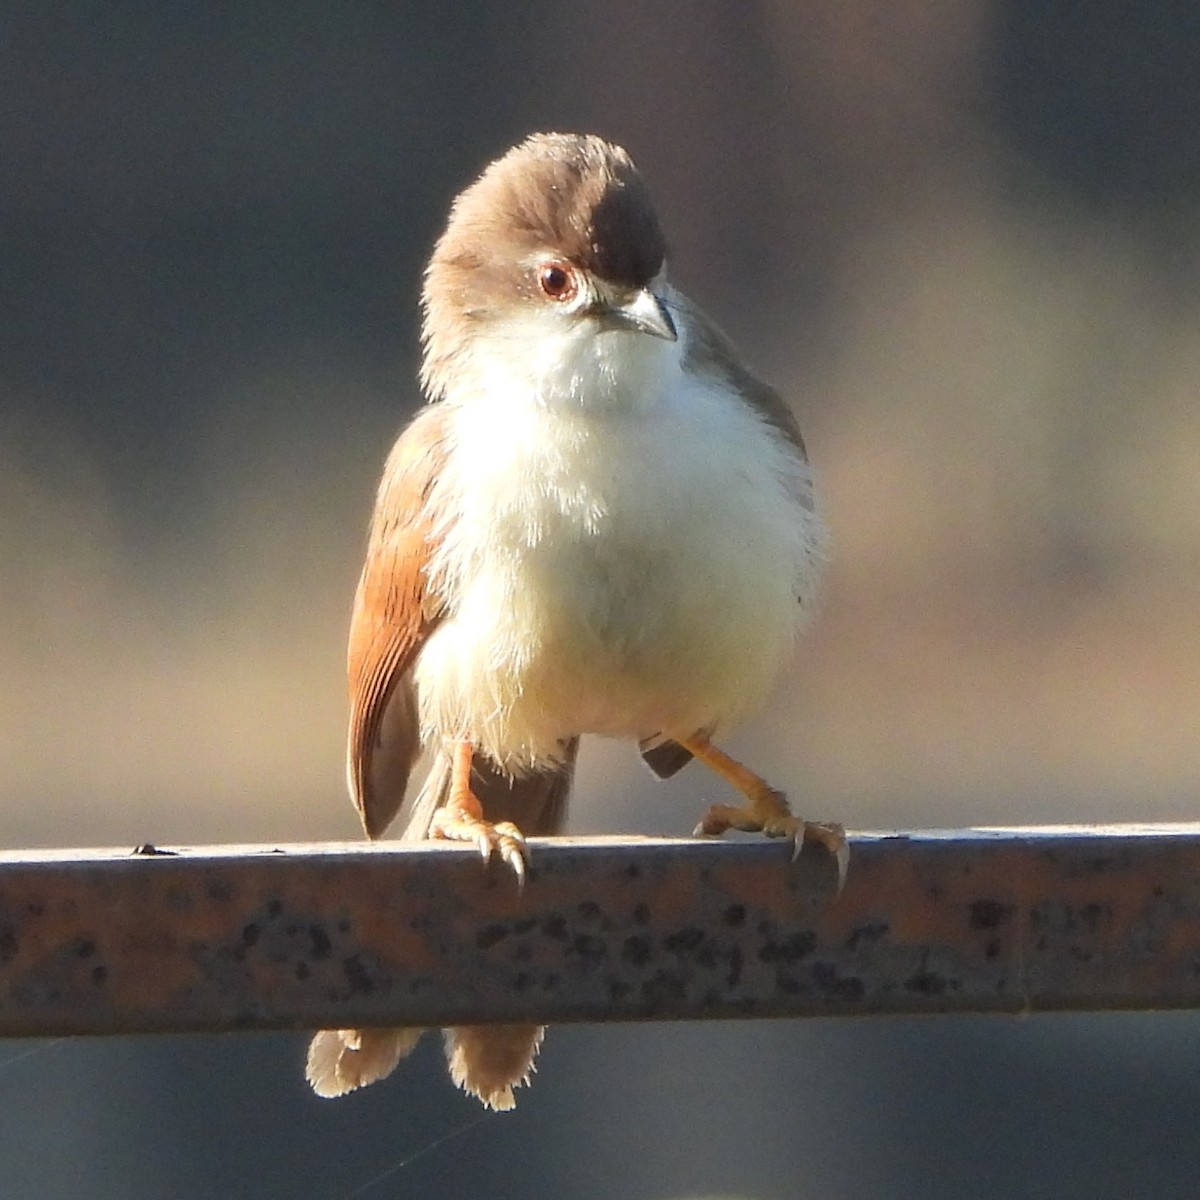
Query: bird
306 132 841 1111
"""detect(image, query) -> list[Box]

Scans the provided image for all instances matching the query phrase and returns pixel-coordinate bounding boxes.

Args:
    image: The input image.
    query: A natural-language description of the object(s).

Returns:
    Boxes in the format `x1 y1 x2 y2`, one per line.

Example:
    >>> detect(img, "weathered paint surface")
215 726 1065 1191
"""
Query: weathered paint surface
0 828 1199 1036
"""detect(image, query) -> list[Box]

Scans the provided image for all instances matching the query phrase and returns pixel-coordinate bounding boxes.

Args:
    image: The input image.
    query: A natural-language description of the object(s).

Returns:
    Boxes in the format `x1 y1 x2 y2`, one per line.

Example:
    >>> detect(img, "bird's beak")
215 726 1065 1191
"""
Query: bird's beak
603 288 678 341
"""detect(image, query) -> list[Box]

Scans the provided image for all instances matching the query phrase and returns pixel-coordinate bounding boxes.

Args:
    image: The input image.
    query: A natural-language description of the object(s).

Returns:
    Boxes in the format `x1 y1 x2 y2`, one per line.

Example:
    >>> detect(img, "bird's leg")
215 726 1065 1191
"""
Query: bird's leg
429 740 529 884
681 733 848 885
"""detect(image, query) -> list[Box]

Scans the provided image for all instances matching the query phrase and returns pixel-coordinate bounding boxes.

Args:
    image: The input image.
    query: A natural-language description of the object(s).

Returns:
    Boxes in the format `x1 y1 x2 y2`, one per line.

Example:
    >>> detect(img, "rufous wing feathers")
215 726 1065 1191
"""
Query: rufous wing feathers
346 406 449 839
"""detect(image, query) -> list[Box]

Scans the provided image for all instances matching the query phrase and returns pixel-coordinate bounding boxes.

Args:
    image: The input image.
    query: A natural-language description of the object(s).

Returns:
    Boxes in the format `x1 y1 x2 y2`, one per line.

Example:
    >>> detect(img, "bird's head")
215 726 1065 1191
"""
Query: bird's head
421 133 677 402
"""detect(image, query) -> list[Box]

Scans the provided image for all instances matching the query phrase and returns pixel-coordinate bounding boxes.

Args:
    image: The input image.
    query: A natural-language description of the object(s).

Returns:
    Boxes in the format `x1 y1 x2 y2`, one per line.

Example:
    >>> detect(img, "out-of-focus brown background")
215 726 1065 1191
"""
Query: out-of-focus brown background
3 4 1200 1198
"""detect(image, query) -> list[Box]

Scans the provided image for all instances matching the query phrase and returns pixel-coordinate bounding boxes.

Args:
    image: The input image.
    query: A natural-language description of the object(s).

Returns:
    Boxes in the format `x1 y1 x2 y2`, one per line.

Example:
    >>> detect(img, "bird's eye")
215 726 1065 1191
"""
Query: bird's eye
537 261 578 302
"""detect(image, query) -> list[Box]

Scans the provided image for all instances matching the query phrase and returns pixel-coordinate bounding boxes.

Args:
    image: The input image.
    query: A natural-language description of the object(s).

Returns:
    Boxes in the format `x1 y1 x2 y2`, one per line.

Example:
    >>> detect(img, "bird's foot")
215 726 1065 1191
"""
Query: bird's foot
430 804 528 883
693 791 848 886
431 741 531 884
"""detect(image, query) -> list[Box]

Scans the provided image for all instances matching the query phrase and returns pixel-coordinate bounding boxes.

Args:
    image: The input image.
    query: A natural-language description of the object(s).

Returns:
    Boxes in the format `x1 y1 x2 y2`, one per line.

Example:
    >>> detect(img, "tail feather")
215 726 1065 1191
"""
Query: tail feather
444 1024 545 1112
306 1027 423 1098
307 741 577 1107
437 742 574 1109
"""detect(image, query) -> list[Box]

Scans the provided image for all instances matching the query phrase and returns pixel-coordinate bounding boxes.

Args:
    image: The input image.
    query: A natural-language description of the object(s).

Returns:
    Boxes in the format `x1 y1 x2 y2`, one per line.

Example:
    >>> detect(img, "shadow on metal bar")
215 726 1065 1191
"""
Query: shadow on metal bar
1 826 1200 1037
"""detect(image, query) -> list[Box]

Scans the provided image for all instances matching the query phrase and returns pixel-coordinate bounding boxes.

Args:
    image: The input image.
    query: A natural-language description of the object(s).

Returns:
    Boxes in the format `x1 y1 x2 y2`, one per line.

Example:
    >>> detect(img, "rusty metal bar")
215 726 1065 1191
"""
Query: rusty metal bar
1 826 1199 1037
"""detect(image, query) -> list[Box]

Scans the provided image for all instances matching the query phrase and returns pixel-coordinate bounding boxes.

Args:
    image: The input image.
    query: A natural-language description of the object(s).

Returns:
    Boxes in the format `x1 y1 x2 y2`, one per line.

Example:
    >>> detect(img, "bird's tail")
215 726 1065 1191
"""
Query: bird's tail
305 741 577 1109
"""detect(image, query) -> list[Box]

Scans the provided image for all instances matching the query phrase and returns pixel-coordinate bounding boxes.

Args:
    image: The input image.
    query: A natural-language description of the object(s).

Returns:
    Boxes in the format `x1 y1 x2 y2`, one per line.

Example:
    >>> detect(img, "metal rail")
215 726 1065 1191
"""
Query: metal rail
1 826 1198 1036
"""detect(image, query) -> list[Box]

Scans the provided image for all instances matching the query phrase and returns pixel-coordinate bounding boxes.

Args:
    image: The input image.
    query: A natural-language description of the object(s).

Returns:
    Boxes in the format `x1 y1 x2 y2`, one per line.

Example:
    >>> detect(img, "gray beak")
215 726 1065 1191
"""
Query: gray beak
605 288 678 342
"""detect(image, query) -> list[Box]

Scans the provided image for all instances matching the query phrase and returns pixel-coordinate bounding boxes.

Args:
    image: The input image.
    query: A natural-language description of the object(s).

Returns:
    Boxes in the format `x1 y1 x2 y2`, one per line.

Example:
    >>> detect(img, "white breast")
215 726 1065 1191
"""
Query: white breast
414 306 823 770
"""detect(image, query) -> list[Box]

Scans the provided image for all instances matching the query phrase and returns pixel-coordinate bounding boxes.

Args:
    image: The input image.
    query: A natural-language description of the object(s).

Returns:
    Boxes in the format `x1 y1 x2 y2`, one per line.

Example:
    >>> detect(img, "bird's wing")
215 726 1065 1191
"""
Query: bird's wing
347 404 450 839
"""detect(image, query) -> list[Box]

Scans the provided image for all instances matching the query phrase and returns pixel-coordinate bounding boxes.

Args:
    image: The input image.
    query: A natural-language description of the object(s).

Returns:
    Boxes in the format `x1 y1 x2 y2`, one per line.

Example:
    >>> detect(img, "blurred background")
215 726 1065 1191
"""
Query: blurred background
2 2 1200 1197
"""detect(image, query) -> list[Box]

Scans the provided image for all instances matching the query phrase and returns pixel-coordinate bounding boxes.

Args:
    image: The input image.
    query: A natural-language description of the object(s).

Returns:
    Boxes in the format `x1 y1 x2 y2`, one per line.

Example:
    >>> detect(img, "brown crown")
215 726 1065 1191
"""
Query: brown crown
439 132 664 285
420 134 667 399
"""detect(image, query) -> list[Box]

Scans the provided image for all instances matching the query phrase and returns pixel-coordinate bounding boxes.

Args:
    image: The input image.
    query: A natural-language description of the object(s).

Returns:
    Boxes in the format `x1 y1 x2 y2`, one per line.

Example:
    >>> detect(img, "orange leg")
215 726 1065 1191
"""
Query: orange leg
429 741 529 884
679 733 848 885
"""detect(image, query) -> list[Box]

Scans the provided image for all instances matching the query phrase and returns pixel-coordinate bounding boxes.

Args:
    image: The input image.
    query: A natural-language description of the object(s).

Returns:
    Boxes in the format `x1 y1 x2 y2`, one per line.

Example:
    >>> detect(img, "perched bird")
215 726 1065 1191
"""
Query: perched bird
306 132 840 1110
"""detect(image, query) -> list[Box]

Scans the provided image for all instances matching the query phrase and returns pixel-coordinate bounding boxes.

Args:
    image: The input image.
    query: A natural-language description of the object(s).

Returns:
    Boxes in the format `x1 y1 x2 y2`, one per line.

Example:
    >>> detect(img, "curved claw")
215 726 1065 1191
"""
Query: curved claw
794 821 849 892
834 839 850 891
430 807 530 886
693 798 849 890
499 842 527 888
492 821 528 888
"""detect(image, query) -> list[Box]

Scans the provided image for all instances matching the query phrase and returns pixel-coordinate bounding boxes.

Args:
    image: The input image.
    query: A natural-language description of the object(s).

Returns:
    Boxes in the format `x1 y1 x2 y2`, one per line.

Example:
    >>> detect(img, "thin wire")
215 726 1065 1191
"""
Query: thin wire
337 1110 496 1200
0 1038 66 1074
